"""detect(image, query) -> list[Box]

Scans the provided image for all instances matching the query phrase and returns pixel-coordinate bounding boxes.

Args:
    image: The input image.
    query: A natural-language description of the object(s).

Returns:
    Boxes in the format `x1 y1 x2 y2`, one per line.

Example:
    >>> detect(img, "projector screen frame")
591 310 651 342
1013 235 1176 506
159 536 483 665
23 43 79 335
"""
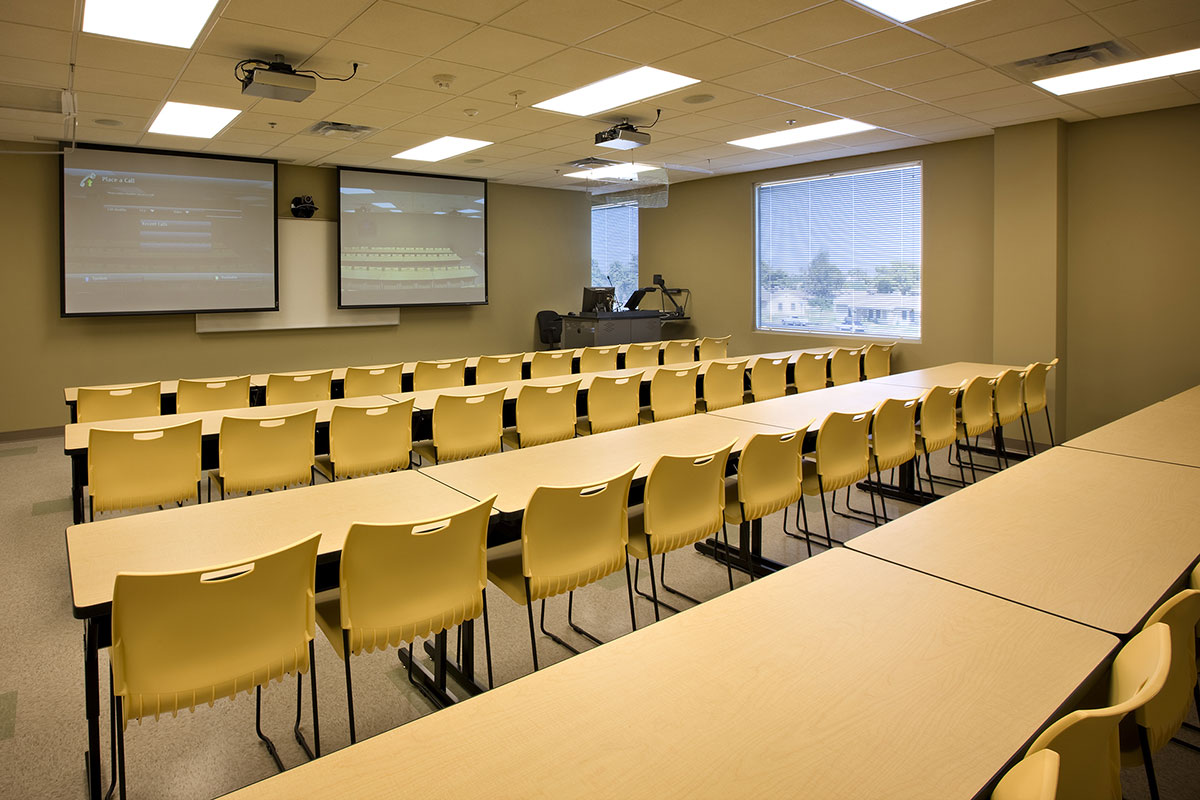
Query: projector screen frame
59 142 280 318
336 166 489 310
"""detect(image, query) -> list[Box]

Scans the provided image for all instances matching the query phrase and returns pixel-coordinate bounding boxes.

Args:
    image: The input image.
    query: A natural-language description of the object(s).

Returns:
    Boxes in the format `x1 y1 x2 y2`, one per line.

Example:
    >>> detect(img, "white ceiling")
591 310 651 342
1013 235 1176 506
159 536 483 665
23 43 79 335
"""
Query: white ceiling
0 0 1197 188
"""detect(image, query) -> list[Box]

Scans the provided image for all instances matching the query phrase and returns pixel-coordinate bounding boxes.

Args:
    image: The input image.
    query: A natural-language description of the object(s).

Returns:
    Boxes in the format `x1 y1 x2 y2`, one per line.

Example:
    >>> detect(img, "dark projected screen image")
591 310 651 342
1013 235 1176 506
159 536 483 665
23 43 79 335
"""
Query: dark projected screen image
62 147 277 316
338 169 486 308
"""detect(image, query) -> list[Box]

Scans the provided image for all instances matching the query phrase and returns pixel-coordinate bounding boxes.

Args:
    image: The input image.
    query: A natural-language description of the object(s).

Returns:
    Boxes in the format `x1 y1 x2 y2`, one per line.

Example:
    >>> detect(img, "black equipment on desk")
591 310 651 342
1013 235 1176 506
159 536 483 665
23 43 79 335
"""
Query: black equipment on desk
625 275 691 320
582 286 616 313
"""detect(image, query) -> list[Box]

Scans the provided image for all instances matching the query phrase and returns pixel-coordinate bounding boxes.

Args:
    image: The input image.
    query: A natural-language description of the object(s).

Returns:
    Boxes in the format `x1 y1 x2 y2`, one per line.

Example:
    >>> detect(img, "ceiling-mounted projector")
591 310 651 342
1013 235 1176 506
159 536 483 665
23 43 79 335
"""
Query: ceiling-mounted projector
238 58 316 102
595 121 650 150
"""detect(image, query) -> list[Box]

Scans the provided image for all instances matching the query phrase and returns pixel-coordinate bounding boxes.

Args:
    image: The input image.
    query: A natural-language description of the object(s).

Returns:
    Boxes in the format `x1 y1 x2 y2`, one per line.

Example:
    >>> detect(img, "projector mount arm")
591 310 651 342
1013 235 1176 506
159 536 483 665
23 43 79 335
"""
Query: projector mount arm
234 56 359 84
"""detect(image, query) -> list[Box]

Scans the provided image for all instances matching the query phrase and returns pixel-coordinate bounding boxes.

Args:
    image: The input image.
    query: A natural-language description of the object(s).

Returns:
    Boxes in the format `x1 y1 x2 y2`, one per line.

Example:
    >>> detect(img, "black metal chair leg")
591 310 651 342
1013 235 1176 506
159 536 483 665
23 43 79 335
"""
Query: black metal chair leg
633 558 682 615
818 477 835 547
875 457 889 523
659 552 703 605
539 597 581 655
624 557 637 633
342 629 356 745
255 685 285 773
644 552 661 622
1138 725 1160 800
1044 407 1055 446
966 437 978 482
115 694 126 800
566 591 604 646
482 589 494 689
720 523 735 588
106 670 117 800
292 671 315 761
799 498 813 557
523 579 539 671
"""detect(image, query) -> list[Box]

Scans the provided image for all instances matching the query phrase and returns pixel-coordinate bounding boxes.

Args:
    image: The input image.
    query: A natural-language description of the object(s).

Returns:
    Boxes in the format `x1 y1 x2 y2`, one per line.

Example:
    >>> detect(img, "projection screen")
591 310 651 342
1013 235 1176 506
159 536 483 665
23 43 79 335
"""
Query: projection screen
61 146 277 316
338 168 487 308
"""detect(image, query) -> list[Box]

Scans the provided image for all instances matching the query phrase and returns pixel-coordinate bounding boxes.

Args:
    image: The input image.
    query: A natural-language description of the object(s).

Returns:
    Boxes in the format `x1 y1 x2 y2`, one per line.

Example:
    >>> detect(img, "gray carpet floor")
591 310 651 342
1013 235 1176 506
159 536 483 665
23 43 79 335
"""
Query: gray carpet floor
0 432 1196 799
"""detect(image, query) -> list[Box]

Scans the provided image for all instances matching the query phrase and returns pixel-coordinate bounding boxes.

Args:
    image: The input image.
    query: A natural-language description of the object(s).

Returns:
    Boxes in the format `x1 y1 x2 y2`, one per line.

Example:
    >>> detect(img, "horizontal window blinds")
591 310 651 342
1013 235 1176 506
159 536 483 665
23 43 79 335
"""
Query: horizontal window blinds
591 202 638 307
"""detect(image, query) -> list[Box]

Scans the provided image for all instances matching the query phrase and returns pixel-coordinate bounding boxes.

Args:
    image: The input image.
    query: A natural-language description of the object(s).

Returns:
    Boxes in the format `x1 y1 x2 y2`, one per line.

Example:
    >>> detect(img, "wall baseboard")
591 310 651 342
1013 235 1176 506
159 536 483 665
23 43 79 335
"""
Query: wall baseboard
0 426 61 443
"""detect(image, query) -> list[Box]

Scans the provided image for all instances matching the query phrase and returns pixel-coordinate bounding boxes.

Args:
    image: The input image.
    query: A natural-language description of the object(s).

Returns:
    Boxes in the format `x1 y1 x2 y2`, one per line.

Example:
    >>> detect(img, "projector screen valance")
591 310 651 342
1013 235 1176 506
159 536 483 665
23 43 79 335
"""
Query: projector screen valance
61 146 277 316
338 168 487 308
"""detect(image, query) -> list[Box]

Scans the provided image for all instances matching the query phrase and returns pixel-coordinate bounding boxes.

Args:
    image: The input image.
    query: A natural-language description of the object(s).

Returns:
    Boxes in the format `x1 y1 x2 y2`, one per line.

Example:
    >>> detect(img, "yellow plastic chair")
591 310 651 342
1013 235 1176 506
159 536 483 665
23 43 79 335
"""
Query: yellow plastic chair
698 335 730 361
914 385 967 495
1024 623 1171 800
662 338 698 365
954 375 998 482
578 373 642 435
209 408 317 500
412 389 505 465
110 533 322 795
749 356 788 402
991 368 1027 466
862 342 896 380
724 429 806 578
343 364 402 398
176 376 251 413
1021 358 1060 450
641 364 700 422
77 382 160 423
992 750 1060 800
412 359 467 391
793 352 830 393
578 346 618 373
266 370 332 405
503 380 581 449
627 441 736 621
475 353 524 385
315 496 496 743
867 397 917 523
487 466 638 670
624 342 662 369
87 420 202 521
786 410 874 551
529 349 575 378
698 358 749 412
314 400 413 481
829 347 865 386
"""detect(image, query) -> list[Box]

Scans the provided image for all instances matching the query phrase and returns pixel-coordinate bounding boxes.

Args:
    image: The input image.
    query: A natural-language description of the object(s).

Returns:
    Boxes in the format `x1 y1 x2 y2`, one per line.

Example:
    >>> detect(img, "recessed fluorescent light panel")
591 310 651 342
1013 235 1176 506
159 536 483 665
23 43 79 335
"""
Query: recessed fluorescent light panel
82 0 220 48
534 67 700 116
148 101 240 138
729 119 876 150
564 163 656 180
392 136 491 162
853 0 975 23
1034 47 1200 95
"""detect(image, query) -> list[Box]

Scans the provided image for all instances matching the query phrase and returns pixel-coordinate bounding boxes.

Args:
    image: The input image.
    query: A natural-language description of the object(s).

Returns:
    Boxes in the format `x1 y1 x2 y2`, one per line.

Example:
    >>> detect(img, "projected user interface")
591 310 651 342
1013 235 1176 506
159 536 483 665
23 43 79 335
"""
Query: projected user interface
339 169 486 307
62 148 276 315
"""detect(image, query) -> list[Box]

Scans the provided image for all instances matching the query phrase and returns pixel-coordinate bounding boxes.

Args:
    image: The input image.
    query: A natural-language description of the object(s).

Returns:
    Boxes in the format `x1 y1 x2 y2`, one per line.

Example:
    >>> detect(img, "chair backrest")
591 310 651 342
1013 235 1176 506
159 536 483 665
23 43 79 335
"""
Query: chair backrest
959 375 996 436
328 400 414 479
643 441 734 555
529 349 574 378
661 339 698 365
829 347 864 386
585 373 642 434
521 466 638 601
413 359 467 391
813 410 872 492
475 353 525 385
266 370 332 405
993 369 1025 426
535 310 562 347
218 408 316 494
514 380 582 447
111 533 320 726
992 750 1060 800
578 346 618 373
916 385 961 454
88 420 202 513
870 398 917 471
1022 358 1059 414
749 356 788 401
1139 589 1200 752
431 389 505 462
176 376 250 413
337 496 495 653
862 342 896 380
624 342 662 369
701 358 749 411
697 335 730 361
344 364 402 398
1026 623 1171 800
793 352 829 393
77 382 160 423
648 364 700 421
736 429 806 522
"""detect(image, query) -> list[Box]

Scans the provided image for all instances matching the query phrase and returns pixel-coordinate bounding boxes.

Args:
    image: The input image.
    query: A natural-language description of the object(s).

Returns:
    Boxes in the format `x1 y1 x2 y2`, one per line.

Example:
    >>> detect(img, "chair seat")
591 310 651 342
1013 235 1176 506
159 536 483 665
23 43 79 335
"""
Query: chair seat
486 542 528 606
625 504 650 560
412 441 438 465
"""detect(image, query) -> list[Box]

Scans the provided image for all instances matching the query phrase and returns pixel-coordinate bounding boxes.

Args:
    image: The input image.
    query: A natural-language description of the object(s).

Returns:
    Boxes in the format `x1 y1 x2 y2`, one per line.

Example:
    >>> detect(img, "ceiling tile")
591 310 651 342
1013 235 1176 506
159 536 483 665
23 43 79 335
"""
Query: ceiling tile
301 42 421 84
356 82 451 113
901 69 1019 102
700 95 802 123
580 13 722 62
433 26 564 73
387 113 475 135
852 49 978 88
491 0 645 44
690 121 777 143
74 111 148 132
252 95 346 120
75 92 160 117
200 17 328 61
75 127 143 146
938 84 1053 113
325 104 412 129
1174 72 1200 95
1062 75 1197 107
897 113 991 135
819 91 920 117
0 1 74 30
424 96 518 123
284 132 355 151
180 53 243 88
467 75 572 107
364 127 443 148
0 54 69 88
503 129 587 149
860 102 958 128
338 4 477 56
515 47 638 85
715 58 835 95
746 107 839 129
653 39 783 82
650 112 728 134
772 75 881 106
919 126 994 142
651 81 752 111
910 0 1079 45
736 4 891 56
230 113 310 134
1127 19 1200 57
215 127 291 146
957 15 1112 66
659 0 824 36
1090 0 1200 37
1064 0 1128 10
203 139 276 157
0 20 70 62
75 35 189 77
169 80 255 109
802 27 941 74
489 106 583 131
966 97 1077 125
389 59 504 98
305 74 377 105
221 0 374 38
454 122 535 142
72 66 173 101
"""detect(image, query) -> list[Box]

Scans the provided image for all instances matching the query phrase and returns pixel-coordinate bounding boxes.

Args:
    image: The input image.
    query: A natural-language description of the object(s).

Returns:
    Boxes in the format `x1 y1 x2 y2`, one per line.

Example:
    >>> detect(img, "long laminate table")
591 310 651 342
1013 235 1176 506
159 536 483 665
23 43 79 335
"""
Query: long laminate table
869 361 1027 389
848 446 1200 636
1062 392 1200 469
220 549 1117 800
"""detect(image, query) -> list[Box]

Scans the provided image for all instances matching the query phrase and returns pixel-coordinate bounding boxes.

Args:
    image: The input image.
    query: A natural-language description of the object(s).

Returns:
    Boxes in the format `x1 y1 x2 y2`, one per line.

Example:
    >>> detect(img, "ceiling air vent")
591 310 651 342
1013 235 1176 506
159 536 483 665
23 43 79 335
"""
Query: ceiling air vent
0 83 71 122
305 120 377 140
565 156 620 170
1005 40 1132 82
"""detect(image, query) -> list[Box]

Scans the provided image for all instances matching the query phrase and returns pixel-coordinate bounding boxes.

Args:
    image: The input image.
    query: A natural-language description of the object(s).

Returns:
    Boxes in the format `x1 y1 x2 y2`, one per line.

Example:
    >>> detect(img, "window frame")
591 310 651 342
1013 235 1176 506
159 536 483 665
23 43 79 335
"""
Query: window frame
590 200 640 308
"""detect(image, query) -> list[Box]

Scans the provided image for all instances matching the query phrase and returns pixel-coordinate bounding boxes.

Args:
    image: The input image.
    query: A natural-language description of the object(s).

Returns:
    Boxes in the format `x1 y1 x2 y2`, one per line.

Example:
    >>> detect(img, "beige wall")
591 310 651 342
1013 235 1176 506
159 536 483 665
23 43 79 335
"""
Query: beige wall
0 145 589 432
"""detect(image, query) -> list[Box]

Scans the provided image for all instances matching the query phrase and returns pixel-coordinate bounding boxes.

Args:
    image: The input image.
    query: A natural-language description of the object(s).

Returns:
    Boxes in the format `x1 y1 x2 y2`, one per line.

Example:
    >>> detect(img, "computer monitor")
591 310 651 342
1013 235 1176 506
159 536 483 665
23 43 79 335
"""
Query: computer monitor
582 286 615 313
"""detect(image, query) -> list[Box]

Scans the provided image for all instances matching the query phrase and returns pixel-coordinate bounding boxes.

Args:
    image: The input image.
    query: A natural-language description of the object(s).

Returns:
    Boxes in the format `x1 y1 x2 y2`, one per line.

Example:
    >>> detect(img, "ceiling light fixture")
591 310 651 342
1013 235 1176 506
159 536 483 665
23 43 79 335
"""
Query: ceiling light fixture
1034 46 1200 95
147 101 240 138
851 0 976 23
564 162 656 180
534 67 699 116
728 118 876 150
392 136 492 161
82 0 219 48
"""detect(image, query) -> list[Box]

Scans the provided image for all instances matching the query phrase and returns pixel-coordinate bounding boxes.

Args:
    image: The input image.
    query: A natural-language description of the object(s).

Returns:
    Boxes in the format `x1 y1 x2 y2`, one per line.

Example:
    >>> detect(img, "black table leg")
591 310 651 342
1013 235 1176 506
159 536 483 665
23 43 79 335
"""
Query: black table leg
694 518 787 577
84 619 102 800
856 460 940 506
399 619 486 708
71 452 87 524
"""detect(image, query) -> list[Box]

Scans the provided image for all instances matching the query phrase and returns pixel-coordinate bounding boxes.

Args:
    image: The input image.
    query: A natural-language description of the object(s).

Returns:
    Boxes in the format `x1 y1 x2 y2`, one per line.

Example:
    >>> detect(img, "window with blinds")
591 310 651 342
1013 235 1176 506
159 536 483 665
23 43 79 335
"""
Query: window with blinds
591 202 638 306
755 162 922 340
